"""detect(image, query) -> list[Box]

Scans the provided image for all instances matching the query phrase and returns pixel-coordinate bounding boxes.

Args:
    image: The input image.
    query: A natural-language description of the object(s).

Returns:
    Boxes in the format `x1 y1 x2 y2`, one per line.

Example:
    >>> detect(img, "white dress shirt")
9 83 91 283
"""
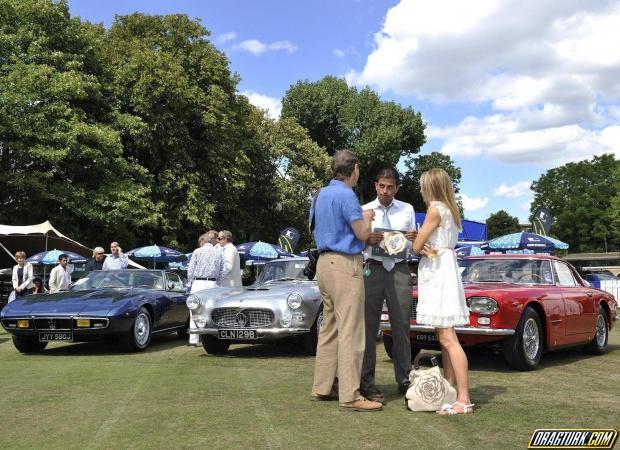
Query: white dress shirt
220 243 242 287
362 197 416 262
49 265 71 292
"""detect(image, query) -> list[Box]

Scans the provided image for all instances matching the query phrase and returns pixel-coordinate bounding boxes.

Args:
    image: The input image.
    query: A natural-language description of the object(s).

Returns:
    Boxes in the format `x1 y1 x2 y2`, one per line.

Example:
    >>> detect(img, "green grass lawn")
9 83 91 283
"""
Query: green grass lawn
0 323 618 450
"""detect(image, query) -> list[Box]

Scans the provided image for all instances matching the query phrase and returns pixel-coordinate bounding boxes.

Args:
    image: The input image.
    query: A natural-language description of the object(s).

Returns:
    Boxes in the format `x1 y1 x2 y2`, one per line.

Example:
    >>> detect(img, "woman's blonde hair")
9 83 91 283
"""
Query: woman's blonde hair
420 168 462 229
15 251 26 260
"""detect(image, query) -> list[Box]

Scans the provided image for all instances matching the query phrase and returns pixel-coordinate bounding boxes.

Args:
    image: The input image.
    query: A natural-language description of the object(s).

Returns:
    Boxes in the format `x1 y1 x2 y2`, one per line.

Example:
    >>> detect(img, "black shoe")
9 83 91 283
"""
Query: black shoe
398 382 411 395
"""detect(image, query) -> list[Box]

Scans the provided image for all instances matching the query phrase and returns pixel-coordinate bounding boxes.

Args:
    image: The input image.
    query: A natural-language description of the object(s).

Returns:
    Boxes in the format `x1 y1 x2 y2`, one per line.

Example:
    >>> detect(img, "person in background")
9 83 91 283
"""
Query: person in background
85 246 106 271
207 230 220 249
11 251 34 300
187 232 225 345
218 230 242 287
31 277 48 294
309 149 381 412
102 241 128 270
49 254 71 293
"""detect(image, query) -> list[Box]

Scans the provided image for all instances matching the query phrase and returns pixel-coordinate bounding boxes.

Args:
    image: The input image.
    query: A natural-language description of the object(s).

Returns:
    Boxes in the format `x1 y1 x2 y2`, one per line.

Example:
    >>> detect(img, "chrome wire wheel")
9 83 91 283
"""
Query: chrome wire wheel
316 309 324 334
595 313 607 348
134 312 150 347
522 317 540 361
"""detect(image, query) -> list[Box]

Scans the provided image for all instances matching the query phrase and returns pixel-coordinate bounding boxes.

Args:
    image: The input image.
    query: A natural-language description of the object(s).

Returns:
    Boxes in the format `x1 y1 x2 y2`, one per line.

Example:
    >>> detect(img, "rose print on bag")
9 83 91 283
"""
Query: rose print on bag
413 371 446 404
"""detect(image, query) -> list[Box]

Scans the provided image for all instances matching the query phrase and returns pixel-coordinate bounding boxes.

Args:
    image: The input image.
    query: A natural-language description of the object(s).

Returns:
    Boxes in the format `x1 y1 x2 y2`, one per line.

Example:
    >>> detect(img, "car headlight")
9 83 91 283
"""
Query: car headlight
467 296 499 315
186 294 201 311
287 292 303 310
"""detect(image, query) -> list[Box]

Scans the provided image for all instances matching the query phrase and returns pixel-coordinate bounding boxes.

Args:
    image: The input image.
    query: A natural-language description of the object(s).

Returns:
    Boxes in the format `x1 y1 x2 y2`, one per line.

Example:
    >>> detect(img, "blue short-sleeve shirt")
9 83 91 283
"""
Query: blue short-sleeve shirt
310 179 365 254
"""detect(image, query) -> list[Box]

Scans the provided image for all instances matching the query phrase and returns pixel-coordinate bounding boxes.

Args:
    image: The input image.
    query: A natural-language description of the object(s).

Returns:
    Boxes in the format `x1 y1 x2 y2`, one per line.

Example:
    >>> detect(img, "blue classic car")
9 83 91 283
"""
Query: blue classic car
0 270 189 353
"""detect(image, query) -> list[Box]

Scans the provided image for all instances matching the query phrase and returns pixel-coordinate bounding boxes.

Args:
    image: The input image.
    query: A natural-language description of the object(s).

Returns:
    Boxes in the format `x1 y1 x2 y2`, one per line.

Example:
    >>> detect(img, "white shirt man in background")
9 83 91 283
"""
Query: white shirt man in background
49 254 71 293
218 230 242 287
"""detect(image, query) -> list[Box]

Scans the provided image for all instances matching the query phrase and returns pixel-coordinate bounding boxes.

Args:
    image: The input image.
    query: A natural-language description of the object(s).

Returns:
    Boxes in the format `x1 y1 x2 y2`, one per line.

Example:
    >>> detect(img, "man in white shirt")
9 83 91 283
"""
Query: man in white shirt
187 231 225 345
360 167 417 403
187 231 224 293
102 241 129 270
218 230 242 287
49 254 71 293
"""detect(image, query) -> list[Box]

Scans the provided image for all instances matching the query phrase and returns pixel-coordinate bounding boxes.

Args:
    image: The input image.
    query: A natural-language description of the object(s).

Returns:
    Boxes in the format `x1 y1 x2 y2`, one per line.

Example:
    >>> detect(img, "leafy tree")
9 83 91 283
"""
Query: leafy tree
281 76 426 202
0 0 158 245
530 154 620 252
236 114 331 245
399 152 463 214
101 13 258 248
486 210 520 239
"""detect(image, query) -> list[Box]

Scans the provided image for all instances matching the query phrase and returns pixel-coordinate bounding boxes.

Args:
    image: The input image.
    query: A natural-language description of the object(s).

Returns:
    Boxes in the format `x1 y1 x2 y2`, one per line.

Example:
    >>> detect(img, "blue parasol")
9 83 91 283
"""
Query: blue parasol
480 232 568 253
127 245 187 269
236 241 296 261
27 249 88 265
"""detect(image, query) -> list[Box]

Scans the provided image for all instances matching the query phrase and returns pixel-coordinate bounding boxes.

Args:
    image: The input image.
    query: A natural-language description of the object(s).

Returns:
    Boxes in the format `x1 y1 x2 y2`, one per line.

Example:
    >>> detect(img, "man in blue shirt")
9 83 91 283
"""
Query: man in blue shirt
309 149 382 412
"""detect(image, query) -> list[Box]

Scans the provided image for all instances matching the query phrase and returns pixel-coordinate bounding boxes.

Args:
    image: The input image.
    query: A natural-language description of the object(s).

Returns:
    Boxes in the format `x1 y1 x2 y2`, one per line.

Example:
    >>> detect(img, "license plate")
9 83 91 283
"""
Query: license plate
39 332 73 342
415 334 438 342
218 329 258 340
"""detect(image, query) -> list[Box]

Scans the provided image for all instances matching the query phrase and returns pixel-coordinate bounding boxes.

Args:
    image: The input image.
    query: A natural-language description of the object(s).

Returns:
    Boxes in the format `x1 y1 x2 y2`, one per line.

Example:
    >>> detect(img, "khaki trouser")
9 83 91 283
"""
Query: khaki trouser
311 252 365 403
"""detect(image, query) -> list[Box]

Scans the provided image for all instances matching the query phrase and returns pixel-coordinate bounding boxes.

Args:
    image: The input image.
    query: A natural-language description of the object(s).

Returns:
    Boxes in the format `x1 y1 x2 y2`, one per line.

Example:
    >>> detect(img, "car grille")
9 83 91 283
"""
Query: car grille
212 308 275 328
411 298 418 322
34 317 73 331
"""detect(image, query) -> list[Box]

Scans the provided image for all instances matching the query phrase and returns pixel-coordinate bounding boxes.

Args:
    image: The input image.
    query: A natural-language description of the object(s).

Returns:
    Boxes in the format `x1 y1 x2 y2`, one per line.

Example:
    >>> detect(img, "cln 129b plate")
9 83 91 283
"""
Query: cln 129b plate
218 329 258 340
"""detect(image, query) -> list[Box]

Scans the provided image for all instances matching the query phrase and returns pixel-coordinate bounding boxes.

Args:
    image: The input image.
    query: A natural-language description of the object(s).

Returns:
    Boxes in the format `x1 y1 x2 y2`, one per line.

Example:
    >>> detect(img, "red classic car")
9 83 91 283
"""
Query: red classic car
381 254 617 370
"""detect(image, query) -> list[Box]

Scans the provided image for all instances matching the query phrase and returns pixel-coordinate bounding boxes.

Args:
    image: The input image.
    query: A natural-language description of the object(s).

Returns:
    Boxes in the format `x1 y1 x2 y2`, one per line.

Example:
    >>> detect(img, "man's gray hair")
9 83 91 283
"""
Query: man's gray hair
219 230 233 242
198 233 210 243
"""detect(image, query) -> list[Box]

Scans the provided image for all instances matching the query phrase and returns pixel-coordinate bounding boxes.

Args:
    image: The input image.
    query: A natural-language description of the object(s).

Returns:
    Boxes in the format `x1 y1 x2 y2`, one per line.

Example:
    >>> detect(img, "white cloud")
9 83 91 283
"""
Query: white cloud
460 193 489 212
242 91 282 119
494 181 532 198
234 39 297 55
333 48 346 58
349 0 620 166
215 32 237 44
521 199 533 213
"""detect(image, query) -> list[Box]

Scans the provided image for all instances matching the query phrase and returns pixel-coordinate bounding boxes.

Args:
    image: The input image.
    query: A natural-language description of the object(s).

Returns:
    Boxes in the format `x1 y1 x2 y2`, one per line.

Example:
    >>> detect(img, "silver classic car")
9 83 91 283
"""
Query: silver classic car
186 257 322 355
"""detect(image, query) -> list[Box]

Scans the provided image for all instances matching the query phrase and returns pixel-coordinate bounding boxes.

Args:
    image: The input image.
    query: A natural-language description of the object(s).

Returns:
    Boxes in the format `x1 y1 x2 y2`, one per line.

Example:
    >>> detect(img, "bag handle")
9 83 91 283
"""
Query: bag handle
413 352 439 370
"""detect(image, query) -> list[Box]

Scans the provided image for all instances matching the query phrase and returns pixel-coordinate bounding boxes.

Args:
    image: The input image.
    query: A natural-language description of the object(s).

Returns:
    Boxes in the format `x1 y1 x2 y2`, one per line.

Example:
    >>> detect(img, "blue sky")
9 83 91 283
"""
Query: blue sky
68 0 620 223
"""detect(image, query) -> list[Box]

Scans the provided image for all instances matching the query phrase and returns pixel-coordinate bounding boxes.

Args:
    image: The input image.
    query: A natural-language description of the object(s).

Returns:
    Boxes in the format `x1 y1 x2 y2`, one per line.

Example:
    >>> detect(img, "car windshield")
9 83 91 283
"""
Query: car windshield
459 258 554 285
71 270 165 291
255 260 309 284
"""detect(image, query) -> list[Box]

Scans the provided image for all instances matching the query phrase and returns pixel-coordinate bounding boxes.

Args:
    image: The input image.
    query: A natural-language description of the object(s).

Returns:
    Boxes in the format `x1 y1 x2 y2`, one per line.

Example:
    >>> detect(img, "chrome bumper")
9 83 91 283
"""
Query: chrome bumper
188 327 311 336
380 323 515 336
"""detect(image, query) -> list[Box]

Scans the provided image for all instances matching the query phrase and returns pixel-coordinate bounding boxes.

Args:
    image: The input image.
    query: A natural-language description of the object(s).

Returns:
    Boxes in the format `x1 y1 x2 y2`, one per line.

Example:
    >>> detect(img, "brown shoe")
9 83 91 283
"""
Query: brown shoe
360 381 385 404
339 397 383 412
310 380 339 401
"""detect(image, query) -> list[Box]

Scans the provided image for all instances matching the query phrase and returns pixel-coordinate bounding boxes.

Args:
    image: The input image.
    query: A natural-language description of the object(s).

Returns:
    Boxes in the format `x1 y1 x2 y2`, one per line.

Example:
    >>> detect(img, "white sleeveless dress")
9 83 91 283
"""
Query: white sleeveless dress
416 201 469 328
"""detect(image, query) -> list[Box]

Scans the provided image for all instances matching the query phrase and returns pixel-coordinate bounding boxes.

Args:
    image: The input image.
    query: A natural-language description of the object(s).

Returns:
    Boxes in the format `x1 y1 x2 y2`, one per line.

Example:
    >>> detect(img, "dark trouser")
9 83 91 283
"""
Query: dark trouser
361 262 412 387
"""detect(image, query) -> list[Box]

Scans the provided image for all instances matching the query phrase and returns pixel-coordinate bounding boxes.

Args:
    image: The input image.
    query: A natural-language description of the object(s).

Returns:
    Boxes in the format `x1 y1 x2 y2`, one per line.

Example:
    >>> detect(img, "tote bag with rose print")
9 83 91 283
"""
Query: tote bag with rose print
405 353 456 412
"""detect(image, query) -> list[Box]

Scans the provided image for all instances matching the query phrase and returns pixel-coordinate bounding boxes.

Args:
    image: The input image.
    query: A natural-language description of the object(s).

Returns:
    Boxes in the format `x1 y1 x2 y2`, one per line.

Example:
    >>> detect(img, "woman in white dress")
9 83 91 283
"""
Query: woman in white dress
412 169 474 415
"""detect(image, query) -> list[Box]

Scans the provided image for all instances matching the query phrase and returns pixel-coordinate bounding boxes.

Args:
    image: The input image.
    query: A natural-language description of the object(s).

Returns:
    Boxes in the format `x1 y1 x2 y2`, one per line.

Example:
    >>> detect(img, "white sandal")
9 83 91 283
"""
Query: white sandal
437 401 475 415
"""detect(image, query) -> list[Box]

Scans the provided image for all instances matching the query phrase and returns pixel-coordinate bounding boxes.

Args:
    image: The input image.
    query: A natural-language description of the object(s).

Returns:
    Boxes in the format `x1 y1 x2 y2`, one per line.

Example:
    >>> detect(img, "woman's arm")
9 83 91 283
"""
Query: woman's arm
12 266 19 289
412 206 441 255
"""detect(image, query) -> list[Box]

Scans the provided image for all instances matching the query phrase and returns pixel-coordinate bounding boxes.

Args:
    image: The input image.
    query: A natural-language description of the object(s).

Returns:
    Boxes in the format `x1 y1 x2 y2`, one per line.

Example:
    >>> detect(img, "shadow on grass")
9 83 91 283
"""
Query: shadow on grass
207 340 312 359
32 333 187 356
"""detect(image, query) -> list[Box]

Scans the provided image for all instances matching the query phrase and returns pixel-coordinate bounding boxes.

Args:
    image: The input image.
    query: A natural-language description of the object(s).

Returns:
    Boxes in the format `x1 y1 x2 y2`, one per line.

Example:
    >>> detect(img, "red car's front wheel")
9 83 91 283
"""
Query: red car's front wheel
503 306 543 371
